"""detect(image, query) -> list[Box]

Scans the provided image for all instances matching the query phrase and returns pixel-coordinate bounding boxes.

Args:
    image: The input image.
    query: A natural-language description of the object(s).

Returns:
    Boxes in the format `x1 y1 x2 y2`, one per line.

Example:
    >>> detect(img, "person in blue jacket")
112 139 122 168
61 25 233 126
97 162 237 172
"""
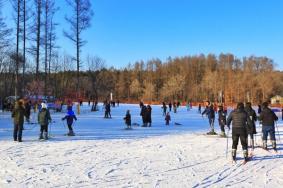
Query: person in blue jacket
202 102 216 135
62 106 77 136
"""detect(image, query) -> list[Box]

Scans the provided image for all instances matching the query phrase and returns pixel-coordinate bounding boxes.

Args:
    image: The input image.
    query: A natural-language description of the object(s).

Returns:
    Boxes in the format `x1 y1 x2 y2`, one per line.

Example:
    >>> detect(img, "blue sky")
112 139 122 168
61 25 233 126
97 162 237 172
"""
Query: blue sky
2 0 283 70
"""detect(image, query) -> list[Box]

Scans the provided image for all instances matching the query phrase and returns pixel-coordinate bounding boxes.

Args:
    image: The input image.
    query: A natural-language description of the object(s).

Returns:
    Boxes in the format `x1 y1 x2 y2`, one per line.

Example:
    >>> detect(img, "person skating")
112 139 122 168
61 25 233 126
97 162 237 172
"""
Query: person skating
11 100 27 142
202 103 216 135
218 105 227 137
258 102 278 151
62 106 77 136
244 102 257 150
227 102 251 163
123 110 131 129
165 112 171 125
38 103 52 140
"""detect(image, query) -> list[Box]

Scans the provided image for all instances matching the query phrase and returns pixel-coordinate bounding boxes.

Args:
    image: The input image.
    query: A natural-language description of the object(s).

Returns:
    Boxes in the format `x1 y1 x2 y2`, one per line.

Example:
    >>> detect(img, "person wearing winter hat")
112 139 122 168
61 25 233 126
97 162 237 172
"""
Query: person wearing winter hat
38 102 52 140
62 107 77 136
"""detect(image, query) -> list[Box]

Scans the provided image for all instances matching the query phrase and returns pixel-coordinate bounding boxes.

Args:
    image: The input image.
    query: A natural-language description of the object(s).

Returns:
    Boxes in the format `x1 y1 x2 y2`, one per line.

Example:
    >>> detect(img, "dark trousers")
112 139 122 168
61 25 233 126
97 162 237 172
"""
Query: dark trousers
13 123 23 141
219 120 225 132
262 126 275 141
40 124 48 133
67 124 73 131
232 128 247 150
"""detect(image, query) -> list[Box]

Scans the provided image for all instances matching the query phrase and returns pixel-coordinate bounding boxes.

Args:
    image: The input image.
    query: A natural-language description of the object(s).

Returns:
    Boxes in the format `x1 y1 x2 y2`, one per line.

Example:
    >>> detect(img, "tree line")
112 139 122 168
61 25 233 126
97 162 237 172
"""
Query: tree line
0 1 282 104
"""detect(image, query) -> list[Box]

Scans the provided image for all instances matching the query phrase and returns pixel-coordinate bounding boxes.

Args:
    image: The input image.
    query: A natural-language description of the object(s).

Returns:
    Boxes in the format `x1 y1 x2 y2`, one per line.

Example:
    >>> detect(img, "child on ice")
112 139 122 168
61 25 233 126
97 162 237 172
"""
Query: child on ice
165 112 171 125
62 106 77 136
124 110 131 129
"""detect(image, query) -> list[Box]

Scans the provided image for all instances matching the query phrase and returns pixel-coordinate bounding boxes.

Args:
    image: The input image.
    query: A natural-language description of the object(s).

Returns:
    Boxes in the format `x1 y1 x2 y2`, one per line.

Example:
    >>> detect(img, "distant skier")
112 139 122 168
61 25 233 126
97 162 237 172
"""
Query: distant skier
11 100 27 142
123 110 131 129
202 103 216 135
244 102 257 150
227 102 251 163
62 106 77 136
165 112 171 125
38 103 52 140
218 105 227 137
281 107 283 121
258 102 278 151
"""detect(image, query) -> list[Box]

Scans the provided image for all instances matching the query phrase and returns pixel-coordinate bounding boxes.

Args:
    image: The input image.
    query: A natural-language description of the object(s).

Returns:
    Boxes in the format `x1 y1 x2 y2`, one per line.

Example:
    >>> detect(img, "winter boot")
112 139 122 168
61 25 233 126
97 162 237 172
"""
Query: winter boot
67 130 75 136
271 140 277 152
44 132 48 140
243 150 248 162
39 132 44 140
262 140 267 150
232 149 236 161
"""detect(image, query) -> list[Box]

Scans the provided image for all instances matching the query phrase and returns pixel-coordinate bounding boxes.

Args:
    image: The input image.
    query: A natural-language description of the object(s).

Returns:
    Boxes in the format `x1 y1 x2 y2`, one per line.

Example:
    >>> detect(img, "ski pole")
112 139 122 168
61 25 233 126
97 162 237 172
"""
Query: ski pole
226 128 230 159
275 121 281 143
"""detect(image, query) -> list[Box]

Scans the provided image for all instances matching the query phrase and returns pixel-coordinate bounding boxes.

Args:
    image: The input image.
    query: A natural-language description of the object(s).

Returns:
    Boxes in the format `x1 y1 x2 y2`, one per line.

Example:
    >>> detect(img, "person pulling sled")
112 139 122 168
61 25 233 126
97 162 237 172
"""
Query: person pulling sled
62 106 77 136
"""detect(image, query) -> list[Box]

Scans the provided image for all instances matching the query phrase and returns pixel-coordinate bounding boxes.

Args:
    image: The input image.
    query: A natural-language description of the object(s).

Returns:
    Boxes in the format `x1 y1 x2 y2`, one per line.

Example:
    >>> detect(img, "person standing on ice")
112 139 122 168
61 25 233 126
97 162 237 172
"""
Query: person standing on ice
198 103 202 114
168 101 172 112
165 112 171 125
258 102 278 151
25 100 31 123
218 105 227 137
145 105 152 127
38 103 52 140
124 110 131 128
244 102 257 150
11 99 27 142
162 102 167 116
140 104 147 127
227 102 251 163
202 103 216 135
173 102 177 113
62 106 77 136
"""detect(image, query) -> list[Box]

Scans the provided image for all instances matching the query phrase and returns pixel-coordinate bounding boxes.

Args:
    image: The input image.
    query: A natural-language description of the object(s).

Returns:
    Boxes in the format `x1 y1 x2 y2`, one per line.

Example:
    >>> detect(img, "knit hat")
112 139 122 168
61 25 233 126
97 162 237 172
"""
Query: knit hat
41 103 47 109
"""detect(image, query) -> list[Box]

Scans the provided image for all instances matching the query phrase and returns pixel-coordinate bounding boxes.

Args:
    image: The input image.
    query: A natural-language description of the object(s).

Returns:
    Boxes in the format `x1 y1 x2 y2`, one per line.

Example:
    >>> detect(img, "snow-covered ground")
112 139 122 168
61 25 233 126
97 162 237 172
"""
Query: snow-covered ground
0 103 282 187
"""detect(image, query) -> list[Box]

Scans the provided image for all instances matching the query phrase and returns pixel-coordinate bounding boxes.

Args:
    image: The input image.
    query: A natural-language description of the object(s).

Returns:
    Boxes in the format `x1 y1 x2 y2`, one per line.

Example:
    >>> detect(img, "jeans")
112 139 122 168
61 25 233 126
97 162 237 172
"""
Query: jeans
262 126 275 141
13 123 23 141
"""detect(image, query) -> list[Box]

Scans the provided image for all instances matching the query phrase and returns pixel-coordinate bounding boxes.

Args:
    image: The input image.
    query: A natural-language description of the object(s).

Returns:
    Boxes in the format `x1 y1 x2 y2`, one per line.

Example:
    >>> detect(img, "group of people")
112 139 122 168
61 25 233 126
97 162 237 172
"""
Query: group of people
140 103 152 127
202 100 279 163
11 99 77 142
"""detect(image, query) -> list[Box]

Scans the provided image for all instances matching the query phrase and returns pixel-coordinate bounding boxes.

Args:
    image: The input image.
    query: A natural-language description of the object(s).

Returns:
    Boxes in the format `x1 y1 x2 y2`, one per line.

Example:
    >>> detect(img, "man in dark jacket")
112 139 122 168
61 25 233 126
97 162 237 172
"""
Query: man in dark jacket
227 102 251 162
202 103 216 135
140 104 147 127
12 100 27 142
218 105 227 137
258 102 278 151
244 102 257 150
38 103 52 140
145 105 152 127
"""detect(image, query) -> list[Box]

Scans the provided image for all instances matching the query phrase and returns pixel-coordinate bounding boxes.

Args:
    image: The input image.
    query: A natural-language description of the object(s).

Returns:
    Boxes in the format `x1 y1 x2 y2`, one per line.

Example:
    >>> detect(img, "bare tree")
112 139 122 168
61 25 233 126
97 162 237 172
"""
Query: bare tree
64 0 93 96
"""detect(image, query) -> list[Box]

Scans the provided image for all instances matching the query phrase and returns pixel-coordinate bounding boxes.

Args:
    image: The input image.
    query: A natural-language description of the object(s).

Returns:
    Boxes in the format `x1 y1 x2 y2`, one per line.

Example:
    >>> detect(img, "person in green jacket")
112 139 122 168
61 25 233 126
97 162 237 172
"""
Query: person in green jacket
38 103 52 140
11 100 27 142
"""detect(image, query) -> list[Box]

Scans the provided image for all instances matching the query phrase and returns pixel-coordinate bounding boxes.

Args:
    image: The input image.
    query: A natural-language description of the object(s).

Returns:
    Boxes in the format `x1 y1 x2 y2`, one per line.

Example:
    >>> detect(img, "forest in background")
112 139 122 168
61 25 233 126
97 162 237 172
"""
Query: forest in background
1 0 283 104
